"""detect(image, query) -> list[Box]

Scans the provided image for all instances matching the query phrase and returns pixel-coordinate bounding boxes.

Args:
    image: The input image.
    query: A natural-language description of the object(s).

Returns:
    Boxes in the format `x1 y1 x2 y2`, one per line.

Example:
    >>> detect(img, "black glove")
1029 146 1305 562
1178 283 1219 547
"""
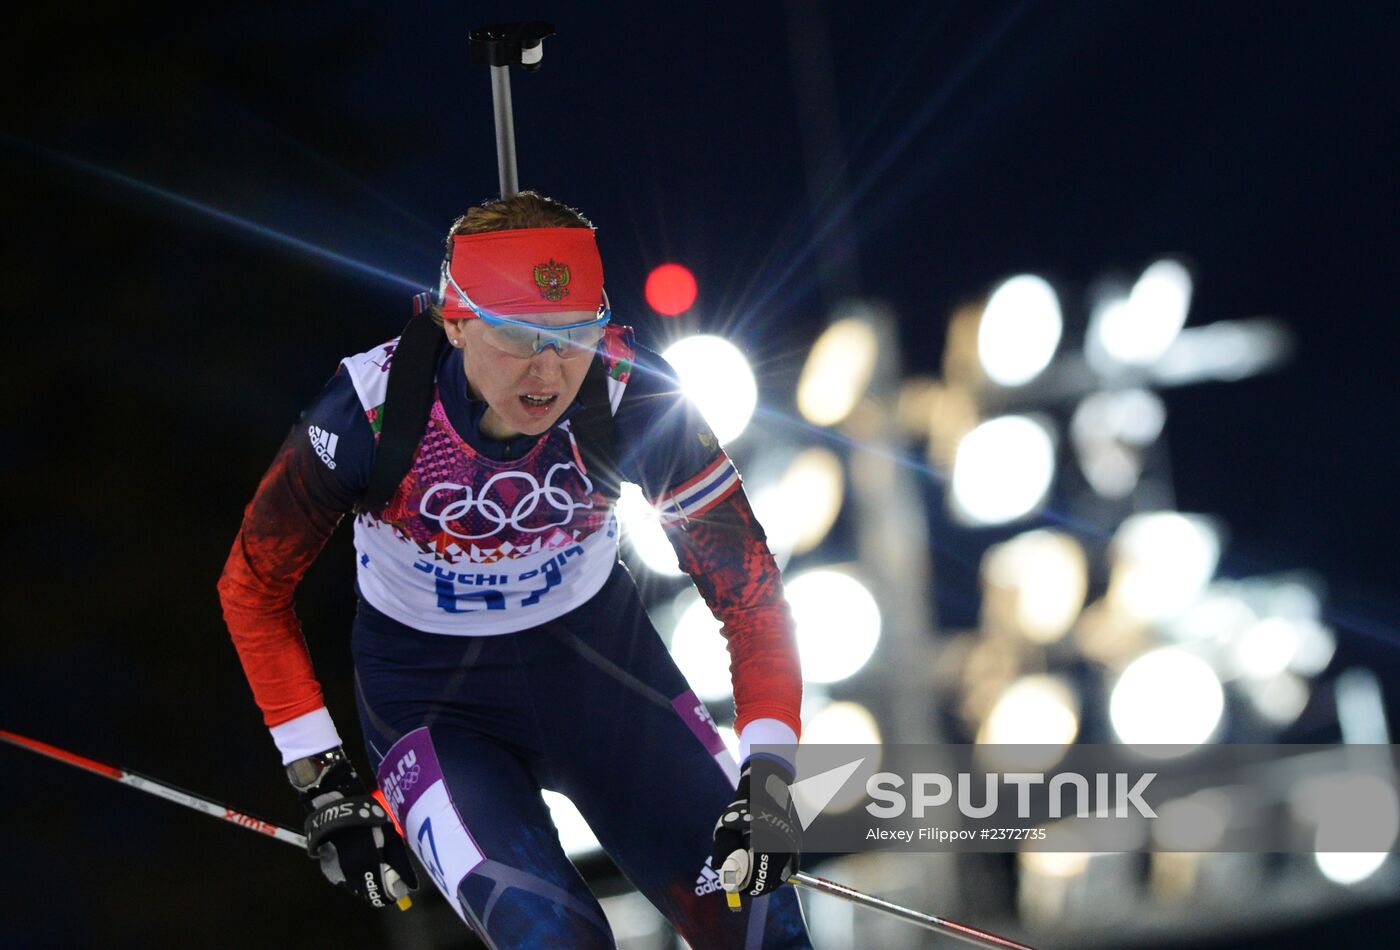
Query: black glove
288 747 418 909
710 758 802 900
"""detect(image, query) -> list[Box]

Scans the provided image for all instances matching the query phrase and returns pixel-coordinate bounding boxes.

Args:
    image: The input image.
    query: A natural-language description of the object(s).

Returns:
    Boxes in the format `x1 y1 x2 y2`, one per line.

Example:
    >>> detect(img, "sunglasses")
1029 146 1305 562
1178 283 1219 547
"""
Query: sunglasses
442 263 611 359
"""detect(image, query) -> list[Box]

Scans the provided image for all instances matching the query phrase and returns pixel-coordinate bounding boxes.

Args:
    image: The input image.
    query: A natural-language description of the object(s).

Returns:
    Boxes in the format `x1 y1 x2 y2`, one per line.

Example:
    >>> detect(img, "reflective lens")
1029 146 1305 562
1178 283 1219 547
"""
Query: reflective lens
479 313 608 359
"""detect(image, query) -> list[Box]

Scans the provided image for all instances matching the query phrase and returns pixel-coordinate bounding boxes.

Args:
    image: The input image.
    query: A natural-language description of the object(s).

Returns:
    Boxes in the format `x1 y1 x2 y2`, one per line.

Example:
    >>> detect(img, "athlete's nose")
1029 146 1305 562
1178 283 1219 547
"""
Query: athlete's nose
527 346 565 382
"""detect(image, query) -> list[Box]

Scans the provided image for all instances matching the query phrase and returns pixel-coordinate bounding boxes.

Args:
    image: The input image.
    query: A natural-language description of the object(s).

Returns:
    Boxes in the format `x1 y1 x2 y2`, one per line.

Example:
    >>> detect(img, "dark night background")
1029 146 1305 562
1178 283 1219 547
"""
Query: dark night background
2 2 1397 948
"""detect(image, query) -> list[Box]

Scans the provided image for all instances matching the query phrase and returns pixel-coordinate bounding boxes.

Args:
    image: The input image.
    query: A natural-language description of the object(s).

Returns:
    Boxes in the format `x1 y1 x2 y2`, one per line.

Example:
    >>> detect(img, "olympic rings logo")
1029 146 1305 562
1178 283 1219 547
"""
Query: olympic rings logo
419 463 595 540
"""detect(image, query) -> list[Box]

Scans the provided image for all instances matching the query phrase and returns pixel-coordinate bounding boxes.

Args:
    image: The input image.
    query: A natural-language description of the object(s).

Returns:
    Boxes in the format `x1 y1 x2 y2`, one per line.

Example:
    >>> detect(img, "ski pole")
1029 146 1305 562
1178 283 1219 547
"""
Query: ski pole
4 730 1034 945
468 20 554 198
0 728 411 910
789 871 1038 950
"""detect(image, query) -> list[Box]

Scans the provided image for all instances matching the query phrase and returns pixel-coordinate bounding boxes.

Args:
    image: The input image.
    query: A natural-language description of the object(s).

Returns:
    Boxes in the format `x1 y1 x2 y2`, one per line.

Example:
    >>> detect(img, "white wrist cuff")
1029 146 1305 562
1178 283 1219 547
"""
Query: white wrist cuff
270 707 343 765
738 718 799 767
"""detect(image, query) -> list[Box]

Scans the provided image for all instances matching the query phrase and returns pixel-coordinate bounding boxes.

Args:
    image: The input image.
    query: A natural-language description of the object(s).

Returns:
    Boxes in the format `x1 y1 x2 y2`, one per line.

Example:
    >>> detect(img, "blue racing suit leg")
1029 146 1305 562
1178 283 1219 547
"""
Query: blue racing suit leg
353 563 813 949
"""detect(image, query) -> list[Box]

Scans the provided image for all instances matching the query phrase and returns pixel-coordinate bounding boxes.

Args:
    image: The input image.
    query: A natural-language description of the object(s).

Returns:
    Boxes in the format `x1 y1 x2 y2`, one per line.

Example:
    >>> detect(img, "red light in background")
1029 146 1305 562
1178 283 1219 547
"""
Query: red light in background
644 263 697 316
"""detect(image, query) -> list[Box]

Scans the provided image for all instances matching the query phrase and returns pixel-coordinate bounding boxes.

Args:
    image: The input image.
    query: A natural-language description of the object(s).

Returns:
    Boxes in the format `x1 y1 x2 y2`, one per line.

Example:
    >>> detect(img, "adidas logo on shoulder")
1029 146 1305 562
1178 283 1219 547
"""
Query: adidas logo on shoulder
308 425 339 470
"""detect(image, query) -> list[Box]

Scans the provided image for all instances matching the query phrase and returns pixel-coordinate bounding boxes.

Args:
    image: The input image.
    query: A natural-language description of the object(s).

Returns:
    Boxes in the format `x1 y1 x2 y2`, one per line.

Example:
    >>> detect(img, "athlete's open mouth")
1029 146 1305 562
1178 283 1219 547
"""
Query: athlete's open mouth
520 394 557 411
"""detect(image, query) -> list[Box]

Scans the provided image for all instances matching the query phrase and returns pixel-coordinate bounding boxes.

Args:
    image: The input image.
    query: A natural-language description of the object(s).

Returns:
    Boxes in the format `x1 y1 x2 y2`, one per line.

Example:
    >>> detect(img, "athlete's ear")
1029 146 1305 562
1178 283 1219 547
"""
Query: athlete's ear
443 319 465 349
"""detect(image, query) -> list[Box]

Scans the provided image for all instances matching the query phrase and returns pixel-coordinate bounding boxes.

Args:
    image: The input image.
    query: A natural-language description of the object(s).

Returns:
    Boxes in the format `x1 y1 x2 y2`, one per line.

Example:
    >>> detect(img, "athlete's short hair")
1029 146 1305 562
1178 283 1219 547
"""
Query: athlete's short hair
449 191 593 236
431 191 593 324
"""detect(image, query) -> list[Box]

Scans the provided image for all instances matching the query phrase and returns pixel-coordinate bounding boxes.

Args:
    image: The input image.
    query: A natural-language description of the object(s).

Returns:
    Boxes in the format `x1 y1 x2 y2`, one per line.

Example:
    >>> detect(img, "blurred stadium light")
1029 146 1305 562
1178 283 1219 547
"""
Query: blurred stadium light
749 445 845 567
1336 667 1392 744
667 591 732 702
662 334 757 443
1070 388 1166 499
980 530 1089 643
786 568 882 684
1300 772 1399 885
1108 512 1222 622
797 315 880 426
803 700 883 746
1151 317 1293 385
643 262 697 316
1109 647 1226 751
977 274 1064 387
976 674 1080 771
950 414 1057 525
1241 673 1312 727
803 702 884 814
616 482 683 576
1316 851 1391 887
1087 259 1193 371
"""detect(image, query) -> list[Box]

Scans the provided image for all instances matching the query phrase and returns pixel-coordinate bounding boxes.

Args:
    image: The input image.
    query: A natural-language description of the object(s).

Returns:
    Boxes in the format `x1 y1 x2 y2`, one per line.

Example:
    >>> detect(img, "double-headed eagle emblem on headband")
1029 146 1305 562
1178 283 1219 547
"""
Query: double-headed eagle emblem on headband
533 259 571 302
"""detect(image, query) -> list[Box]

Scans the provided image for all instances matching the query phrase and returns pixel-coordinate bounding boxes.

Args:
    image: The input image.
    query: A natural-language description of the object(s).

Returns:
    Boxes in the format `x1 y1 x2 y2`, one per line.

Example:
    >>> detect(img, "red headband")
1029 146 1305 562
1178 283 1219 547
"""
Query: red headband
441 227 604 319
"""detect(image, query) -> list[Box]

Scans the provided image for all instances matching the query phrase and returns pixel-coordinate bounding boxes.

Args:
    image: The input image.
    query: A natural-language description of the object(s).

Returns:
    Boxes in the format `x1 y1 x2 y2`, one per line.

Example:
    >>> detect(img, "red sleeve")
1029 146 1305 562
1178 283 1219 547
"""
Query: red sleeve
667 487 803 737
216 425 355 728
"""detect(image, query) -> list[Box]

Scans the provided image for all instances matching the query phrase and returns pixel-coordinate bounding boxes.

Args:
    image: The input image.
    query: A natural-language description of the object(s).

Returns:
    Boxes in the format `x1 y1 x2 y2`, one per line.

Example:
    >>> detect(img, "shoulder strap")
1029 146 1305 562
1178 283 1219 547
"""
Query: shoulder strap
357 295 445 514
572 354 621 505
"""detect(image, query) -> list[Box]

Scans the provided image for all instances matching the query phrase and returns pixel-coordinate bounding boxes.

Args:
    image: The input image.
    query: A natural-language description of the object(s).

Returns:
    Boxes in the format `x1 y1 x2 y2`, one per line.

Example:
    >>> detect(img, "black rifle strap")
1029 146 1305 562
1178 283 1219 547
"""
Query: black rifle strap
358 304 445 513
571 353 622 504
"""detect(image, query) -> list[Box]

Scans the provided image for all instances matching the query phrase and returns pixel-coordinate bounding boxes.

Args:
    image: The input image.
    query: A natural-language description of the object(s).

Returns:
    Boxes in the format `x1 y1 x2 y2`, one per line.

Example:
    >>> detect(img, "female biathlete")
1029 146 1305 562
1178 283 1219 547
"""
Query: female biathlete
218 192 813 948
